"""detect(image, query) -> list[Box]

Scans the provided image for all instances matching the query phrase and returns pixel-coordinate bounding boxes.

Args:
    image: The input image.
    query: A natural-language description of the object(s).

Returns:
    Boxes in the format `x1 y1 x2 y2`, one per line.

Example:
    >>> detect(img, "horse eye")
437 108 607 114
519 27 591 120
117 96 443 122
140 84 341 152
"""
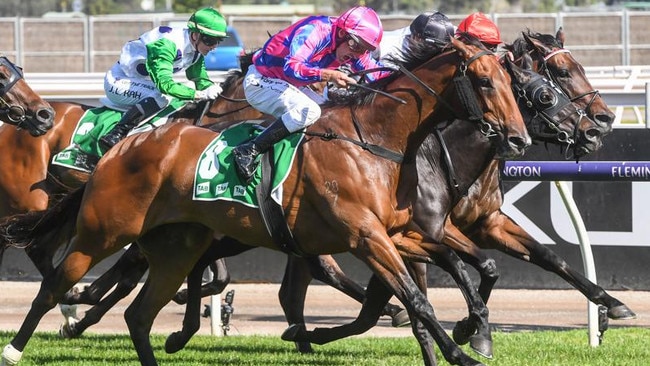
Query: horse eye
479 78 492 88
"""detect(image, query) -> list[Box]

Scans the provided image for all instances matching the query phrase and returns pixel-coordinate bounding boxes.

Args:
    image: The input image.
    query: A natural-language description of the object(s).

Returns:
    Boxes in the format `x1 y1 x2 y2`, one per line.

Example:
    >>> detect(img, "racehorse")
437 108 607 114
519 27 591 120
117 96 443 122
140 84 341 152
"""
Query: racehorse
55 29 628 354
0 56 54 136
0 36 529 366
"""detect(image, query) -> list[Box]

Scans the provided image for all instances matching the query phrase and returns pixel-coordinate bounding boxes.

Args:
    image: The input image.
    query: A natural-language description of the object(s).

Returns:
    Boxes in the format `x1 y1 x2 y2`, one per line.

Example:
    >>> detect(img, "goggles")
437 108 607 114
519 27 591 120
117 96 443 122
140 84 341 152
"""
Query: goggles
200 34 223 47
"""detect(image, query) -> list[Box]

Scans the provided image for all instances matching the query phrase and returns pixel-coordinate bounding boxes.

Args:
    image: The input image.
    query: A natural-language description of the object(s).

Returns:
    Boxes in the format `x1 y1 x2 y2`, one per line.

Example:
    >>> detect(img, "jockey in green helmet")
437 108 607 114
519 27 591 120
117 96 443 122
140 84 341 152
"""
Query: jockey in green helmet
100 7 228 151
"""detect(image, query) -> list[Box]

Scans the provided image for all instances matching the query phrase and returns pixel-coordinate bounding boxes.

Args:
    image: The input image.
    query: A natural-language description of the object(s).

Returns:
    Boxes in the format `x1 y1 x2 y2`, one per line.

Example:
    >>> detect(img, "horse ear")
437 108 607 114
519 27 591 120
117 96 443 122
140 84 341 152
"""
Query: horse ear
450 36 470 59
520 53 534 71
522 31 552 56
555 27 565 47
504 57 527 85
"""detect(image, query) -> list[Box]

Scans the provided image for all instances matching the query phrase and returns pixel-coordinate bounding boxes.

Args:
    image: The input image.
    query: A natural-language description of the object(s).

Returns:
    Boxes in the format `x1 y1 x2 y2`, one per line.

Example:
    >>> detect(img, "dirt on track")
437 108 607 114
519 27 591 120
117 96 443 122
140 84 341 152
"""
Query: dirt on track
0 282 648 338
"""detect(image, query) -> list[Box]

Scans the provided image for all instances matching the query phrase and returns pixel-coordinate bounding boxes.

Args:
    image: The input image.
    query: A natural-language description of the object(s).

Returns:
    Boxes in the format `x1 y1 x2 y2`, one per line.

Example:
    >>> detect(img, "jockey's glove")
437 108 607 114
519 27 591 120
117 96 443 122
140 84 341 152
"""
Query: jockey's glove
195 84 223 100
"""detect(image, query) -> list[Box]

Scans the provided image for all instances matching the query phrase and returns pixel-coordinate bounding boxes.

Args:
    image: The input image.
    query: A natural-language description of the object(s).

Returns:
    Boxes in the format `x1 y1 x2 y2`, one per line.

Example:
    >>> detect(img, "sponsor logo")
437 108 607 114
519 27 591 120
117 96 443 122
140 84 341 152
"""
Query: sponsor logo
233 185 246 197
196 182 210 194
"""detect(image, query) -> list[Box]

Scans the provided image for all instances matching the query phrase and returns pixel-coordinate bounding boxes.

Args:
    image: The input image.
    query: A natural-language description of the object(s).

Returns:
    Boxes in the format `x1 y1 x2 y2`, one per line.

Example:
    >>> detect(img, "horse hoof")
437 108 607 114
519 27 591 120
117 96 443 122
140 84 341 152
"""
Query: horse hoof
281 323 306 342
164 332 186 354
1 344 23 366
294 341 313 354
391 309 411 328
608 305 637 320
452 318 474 345
171 292 188 305
59 316 80 339
469 335 493 359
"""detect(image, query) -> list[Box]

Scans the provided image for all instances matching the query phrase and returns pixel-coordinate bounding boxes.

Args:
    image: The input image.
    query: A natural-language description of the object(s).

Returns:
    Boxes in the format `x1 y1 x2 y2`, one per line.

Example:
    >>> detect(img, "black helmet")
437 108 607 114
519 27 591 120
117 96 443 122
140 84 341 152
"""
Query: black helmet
409 11 454 46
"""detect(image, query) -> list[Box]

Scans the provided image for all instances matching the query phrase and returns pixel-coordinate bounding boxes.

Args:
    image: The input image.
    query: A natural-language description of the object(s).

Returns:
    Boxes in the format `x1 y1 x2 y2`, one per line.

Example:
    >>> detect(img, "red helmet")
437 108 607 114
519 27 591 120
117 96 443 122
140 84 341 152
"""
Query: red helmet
335 6 383 51
456 12 502 46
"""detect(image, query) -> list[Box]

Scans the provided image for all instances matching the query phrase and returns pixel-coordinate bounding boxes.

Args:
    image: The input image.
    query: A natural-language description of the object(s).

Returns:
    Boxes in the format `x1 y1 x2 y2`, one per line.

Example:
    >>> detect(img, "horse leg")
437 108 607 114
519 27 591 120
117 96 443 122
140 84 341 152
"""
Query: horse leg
404 262 437 366
394 233 492 359
164 236 254 353
63 244 146 305
3 238 115 366
306 255 409 327
60 247 150 338
278 255 315 353
473 210 635 319
126 223 214 366
172 257 230 305
443 222 499 304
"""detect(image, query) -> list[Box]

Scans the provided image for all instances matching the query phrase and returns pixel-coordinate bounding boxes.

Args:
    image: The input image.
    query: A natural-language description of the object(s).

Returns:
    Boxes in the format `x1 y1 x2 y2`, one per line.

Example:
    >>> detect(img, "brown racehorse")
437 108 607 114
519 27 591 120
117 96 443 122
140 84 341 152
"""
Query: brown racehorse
57 29 629 353
0 56 53 136
0 37 530 366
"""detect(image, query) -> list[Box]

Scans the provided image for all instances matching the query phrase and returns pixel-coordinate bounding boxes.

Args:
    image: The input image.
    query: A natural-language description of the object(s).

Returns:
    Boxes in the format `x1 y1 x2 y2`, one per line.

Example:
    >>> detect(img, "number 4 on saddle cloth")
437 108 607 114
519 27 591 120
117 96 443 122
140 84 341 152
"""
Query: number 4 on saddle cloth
51 98 188 172
193 122 303 208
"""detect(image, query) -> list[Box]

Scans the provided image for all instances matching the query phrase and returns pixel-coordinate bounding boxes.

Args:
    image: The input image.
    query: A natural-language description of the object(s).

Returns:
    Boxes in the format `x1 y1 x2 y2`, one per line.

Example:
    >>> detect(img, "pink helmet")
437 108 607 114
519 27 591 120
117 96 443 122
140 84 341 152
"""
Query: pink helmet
456 12 502 46
335 6 383 51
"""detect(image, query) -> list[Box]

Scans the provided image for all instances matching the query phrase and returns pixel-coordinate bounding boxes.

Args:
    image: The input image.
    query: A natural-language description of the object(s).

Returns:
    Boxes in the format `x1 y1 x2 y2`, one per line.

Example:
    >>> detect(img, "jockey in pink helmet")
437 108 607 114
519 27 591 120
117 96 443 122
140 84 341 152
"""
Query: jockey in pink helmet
456 12 502 51
335 6 383 52
232 6 389 183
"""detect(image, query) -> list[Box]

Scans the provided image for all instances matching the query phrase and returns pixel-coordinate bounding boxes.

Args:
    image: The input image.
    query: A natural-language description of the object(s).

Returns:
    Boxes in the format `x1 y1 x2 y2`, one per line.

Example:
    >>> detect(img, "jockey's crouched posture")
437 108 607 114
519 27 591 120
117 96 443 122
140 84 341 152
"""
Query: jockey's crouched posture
99 7 228 150
231 6 391 183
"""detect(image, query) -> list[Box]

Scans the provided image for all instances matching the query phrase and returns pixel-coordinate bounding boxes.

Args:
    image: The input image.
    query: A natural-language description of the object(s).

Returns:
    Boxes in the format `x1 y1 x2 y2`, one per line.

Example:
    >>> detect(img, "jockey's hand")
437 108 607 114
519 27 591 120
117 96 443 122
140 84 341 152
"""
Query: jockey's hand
195 84 223 100
321 69 357 89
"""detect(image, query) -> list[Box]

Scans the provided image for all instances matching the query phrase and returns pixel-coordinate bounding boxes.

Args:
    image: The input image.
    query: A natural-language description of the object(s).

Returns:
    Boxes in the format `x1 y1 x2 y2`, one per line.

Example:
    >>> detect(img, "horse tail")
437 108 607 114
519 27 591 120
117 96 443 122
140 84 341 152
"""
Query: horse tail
0 185 86 254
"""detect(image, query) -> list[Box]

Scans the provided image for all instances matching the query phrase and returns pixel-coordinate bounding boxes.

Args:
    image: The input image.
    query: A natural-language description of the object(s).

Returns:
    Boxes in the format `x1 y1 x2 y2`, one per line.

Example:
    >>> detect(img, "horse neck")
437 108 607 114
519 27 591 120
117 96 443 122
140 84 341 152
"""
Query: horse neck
416 120 497 209
358 52 462 159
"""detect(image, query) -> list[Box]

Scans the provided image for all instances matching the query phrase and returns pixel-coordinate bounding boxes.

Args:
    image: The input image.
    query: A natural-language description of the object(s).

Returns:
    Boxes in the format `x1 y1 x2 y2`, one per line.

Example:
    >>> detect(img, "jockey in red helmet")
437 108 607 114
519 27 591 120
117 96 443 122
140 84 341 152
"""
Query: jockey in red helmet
456 12 502 51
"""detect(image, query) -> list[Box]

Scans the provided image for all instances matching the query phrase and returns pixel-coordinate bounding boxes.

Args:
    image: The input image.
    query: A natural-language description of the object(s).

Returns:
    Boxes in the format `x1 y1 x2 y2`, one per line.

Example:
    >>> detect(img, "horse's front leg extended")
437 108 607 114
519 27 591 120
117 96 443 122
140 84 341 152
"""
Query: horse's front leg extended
473 210 636 320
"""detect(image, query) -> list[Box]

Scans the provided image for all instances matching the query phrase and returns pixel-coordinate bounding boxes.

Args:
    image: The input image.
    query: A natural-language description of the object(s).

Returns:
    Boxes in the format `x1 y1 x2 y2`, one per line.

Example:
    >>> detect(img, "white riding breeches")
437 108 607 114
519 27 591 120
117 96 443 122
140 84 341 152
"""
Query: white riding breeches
243 65 324 133
104 63 169 110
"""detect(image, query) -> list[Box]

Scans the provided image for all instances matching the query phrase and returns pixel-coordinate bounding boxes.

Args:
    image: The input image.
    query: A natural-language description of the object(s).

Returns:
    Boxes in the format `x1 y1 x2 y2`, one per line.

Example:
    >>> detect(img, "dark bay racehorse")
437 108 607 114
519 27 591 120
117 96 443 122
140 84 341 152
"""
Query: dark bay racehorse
0 56 53 136
0 37 529 366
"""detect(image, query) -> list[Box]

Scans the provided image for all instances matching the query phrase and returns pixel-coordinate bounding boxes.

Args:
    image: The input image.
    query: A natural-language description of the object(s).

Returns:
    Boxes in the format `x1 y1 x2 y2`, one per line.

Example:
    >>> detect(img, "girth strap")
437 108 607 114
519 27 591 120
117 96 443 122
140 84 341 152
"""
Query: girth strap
255 149 309 257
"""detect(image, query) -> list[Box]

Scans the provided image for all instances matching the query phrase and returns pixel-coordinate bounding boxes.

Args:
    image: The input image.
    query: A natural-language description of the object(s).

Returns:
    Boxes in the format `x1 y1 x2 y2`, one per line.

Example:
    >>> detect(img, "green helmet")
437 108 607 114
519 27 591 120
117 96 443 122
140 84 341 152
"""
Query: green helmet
187 8 228 38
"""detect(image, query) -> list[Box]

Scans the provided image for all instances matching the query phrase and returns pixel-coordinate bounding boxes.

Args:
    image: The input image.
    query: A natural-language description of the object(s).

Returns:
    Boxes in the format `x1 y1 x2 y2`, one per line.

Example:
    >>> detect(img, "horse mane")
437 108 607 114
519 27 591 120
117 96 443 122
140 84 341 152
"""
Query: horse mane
506 30 561 58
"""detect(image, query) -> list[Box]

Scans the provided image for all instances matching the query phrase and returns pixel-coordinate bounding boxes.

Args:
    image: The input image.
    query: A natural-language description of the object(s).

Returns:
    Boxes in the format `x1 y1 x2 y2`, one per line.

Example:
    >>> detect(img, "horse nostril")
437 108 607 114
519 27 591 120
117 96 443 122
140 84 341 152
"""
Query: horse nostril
37 108 55 124
509 136 530 150
586 128 601 139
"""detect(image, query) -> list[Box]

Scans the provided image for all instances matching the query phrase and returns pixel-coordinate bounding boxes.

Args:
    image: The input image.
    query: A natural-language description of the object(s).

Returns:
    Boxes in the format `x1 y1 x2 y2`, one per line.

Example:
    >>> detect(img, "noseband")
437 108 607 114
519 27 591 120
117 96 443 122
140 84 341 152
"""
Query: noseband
512 72 585 146
0 56 30 126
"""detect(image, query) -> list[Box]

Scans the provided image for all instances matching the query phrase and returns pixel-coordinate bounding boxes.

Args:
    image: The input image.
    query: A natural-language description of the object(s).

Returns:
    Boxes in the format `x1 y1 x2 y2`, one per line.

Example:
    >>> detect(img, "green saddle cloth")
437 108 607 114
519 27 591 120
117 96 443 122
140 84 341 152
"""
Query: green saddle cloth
51 99 186 173
193 122 304 207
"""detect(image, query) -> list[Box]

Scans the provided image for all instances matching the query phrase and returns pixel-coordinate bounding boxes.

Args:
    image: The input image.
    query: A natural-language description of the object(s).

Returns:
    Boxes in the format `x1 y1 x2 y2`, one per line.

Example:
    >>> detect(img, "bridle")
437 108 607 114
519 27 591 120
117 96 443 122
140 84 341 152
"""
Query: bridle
0 56 30 126
536 48 600 117
511 70 586 146
399 49 498 139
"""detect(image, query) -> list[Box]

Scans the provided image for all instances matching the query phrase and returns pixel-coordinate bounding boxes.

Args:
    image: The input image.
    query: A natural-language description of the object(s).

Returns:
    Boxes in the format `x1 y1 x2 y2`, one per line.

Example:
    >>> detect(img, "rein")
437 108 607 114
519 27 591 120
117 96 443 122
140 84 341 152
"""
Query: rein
307 49 497 165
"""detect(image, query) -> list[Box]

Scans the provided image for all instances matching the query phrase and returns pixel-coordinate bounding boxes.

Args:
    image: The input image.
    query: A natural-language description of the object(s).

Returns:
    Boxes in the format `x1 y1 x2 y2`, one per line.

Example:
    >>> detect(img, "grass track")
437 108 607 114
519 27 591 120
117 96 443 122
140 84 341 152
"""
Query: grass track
1 327 648 365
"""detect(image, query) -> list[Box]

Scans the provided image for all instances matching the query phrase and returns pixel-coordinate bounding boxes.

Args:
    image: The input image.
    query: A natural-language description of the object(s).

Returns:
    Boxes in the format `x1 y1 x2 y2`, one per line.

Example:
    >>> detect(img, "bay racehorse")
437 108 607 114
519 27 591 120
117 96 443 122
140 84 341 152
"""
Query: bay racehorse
0 56 53 136
56 29 631 354
0 36 529 366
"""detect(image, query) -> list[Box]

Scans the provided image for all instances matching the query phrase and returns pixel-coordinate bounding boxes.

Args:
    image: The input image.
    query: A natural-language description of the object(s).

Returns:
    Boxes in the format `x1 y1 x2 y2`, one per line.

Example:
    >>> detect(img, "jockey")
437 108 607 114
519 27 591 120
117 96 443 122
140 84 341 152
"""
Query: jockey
99 7 228 151
455 12 503 52
374 11 455 67
232 6 389 183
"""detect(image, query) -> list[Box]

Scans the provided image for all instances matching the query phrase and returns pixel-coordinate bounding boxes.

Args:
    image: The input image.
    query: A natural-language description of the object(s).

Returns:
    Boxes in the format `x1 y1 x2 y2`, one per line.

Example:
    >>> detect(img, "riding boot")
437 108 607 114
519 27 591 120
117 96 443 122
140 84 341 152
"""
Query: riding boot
99 97 160 151
232 118 291 182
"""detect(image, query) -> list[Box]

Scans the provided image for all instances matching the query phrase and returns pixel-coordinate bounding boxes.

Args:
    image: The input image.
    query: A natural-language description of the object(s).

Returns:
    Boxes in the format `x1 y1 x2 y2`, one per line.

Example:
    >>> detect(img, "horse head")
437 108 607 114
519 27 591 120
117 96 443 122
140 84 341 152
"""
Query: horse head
429 35 531 159
0 56 54 136
518 30 614 136
504 53 601 157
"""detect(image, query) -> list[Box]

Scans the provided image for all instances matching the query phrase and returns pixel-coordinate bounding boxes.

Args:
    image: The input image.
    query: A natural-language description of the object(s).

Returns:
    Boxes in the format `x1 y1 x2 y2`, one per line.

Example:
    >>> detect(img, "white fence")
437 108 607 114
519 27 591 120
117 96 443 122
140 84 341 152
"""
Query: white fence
26 67 650 127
